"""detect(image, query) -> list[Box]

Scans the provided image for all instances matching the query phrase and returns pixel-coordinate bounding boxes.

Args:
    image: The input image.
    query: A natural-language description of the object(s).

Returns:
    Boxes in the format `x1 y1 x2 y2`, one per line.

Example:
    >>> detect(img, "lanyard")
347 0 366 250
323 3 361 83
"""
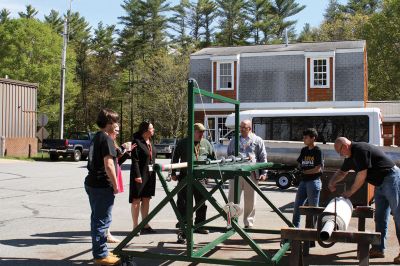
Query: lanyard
194 142 200 160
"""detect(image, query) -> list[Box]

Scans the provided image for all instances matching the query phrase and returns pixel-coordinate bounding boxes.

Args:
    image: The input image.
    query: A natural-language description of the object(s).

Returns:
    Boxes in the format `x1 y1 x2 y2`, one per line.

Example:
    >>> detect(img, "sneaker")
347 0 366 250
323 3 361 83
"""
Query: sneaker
369 249 385 258
244 225 253 229
194 228 209 234
394 253 400 264
94 255 121 265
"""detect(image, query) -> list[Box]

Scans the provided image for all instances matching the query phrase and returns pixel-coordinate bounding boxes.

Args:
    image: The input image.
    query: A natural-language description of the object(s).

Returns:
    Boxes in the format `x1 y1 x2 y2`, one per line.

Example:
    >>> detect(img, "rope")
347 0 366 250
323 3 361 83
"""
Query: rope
191 79 225 187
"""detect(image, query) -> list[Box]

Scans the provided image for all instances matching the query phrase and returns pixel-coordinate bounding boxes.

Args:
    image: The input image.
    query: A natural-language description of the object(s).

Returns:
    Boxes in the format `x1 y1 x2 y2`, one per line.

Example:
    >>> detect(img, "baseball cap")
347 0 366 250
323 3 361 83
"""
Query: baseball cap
194 123 206 131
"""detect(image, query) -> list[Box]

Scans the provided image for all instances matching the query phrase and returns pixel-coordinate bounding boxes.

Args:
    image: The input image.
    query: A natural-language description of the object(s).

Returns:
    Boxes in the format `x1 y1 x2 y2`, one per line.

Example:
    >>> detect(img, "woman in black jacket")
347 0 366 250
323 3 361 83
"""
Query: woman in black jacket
129 121 157 234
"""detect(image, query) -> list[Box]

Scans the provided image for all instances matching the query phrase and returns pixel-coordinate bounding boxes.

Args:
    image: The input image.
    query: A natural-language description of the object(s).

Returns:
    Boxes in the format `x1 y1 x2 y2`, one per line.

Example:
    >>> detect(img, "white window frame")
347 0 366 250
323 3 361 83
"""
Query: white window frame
204 115 229 143
217 61 234 91
310 57 330 89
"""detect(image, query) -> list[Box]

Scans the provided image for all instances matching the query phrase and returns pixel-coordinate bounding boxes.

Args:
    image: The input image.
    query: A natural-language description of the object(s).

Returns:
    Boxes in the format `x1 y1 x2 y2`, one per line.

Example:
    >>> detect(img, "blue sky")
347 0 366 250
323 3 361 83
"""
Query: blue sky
1 0 347 34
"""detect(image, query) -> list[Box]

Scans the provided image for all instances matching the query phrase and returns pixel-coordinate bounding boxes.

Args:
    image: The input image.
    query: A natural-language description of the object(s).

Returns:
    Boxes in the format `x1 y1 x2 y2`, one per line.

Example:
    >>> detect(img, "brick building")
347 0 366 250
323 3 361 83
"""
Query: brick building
0 78 38 157
189 40 368 142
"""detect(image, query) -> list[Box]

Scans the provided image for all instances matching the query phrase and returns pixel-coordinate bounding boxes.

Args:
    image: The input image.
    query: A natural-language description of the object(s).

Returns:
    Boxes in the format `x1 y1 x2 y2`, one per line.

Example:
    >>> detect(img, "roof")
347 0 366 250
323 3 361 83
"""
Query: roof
0 78 38 88
191 40 366 57
367 101 400 122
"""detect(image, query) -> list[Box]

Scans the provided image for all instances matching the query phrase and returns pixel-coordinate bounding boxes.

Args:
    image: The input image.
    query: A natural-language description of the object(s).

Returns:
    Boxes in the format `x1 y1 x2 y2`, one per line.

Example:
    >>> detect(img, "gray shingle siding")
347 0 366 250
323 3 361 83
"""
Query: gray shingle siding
189 49 365 104
190 59 212 103
335 52 364 101
239 55 305 102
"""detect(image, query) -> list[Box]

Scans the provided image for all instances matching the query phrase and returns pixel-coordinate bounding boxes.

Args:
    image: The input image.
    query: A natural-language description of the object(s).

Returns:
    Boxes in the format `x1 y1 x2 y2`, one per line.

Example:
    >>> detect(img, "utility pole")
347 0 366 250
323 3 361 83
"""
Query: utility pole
59 0 72 139
59 17 68 139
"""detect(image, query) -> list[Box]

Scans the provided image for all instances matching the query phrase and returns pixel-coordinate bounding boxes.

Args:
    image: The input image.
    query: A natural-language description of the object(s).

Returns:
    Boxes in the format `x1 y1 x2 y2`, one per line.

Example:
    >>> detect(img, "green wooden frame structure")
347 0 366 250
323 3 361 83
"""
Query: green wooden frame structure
113 80 294 265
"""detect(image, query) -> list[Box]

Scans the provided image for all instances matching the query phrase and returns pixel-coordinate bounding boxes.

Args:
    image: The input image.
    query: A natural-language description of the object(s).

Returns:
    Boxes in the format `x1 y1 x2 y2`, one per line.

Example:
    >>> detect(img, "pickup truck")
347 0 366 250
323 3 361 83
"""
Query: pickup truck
41 132 94 161
155 138 177 158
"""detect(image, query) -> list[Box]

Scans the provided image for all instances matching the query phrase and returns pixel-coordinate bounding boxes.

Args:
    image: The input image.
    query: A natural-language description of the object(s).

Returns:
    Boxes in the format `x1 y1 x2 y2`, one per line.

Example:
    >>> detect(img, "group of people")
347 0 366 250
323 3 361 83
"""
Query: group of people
84 108 400 265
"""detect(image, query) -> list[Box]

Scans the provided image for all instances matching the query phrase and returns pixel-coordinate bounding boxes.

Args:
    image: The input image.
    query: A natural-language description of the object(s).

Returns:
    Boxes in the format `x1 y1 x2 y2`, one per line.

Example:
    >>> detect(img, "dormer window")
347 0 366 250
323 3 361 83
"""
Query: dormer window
311 58 329 88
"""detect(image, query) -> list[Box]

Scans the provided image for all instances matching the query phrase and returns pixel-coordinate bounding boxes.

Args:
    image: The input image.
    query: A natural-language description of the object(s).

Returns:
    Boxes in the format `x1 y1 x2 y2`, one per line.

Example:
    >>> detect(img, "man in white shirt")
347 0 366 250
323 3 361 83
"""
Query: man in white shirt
227 119 268 228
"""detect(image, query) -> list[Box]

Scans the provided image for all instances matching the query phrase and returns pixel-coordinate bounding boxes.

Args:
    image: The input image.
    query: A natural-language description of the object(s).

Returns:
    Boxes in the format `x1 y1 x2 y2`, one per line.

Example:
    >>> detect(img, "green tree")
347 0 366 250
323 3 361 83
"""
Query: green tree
324 0 344 22
0 8 11 24
170 0 191 48
18 5 39 19
0 18 79 134
64 11 92 129
319 12 368 41
215 0 250 46
297 23 319 42
199 0 217 46
143 0 170 51
270 0 305 38
247 0 274 44
188 0 203 43
345 0 381 15
363 0 400 100
44 10 64 34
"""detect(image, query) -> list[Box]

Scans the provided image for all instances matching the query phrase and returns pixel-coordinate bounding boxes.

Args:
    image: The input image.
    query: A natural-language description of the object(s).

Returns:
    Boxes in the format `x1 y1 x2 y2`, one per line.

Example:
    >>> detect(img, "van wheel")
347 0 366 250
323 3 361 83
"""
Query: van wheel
276 173 293 190
73 150 82 162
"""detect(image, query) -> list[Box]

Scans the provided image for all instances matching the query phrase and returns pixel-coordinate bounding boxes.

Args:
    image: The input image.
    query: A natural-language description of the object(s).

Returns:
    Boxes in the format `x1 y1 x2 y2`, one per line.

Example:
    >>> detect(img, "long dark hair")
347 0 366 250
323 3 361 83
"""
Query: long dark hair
133 120 152 140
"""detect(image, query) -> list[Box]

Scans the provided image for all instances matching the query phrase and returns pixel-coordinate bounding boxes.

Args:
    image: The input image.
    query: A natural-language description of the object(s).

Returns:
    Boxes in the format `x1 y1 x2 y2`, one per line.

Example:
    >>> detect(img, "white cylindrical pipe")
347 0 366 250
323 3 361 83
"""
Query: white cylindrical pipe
320 220 335 241
323 197 353 230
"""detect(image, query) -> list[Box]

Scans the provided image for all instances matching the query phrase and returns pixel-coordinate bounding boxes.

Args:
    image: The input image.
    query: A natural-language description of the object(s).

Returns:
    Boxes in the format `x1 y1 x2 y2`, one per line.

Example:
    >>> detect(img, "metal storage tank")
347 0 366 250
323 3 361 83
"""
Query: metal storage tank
0 78 38 157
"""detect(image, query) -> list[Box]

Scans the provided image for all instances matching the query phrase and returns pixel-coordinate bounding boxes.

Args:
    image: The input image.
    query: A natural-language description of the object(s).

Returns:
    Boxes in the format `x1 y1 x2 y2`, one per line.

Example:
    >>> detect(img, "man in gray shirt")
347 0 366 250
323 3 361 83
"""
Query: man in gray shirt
227 119 267 228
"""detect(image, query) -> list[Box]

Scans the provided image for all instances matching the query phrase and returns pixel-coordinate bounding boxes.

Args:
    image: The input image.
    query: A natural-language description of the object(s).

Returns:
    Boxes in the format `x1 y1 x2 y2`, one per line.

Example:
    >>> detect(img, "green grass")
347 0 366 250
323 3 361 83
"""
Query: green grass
1 152 50 161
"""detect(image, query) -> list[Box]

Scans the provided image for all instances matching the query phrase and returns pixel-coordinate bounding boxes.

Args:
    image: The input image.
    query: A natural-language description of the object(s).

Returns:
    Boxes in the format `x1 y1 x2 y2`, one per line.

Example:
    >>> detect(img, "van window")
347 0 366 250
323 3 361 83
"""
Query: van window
253 115 369 143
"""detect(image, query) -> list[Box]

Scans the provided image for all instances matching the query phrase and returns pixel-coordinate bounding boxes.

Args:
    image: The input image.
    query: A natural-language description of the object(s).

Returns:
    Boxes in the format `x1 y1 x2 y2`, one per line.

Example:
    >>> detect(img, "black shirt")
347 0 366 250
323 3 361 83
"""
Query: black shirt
85 131 117 188
340 142 395 186
297 146 322 181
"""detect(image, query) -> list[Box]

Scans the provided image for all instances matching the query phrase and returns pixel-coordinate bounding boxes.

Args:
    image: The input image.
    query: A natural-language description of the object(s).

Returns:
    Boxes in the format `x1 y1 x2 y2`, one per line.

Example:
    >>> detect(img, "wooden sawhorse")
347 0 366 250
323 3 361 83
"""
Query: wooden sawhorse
281 206 381 266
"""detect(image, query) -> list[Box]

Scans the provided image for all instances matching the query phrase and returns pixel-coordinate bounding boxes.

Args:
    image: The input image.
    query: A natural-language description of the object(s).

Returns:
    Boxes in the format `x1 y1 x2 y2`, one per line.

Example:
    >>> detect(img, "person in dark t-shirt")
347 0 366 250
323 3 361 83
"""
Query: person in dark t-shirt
328 137 400 263
292 128 323 228
84 108 120 265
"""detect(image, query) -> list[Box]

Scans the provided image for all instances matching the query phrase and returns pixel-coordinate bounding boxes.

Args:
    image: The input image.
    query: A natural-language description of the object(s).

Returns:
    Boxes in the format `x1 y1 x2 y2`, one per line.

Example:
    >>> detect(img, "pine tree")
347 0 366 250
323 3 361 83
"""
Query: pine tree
345 0 381 15
200 0 217 46
18 5 39 19
270 0 305 38
170 0 191 48
44 10 63 34
247 0 272 44
188 0 203 43
0 8 10 24
216 0 250 46
297 23 319 42
324 0 344 22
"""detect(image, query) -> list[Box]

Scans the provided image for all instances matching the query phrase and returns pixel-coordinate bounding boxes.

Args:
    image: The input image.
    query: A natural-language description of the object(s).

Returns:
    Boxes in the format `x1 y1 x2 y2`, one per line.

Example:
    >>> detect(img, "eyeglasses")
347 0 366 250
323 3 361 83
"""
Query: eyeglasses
240 126 251 129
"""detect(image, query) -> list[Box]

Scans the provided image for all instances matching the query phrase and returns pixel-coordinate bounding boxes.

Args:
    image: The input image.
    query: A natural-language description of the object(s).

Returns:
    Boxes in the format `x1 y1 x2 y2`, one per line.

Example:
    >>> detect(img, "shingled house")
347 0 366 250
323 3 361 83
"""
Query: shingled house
189 40 368 142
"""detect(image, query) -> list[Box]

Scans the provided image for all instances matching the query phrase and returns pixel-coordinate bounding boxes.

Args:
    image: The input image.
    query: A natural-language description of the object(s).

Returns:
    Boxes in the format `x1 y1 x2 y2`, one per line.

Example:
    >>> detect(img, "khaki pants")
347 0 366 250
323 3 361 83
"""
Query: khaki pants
228 174 258 227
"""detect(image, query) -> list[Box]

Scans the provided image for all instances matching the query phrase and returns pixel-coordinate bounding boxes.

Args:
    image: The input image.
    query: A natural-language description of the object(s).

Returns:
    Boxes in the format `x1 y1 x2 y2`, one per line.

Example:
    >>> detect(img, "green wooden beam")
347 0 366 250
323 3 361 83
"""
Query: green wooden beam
193 229 236 257
193 87 240 105
116 250 273 266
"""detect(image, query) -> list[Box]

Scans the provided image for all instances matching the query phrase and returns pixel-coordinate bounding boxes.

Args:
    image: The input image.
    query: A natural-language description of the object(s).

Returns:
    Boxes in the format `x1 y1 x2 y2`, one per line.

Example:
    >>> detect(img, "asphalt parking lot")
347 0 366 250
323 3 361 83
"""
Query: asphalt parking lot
0 158 398 265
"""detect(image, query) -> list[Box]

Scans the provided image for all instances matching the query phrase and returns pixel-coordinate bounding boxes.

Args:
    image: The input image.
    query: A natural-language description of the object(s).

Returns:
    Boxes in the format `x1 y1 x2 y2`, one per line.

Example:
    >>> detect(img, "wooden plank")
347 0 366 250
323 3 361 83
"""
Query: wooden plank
281 228 380 245
289 240 303 266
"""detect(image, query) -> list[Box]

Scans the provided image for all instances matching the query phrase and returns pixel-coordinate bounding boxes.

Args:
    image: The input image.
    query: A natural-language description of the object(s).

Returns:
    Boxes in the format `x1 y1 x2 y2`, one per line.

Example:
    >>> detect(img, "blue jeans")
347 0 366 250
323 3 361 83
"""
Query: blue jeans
85 185 115 259
292 179 322 228
372 166 400 252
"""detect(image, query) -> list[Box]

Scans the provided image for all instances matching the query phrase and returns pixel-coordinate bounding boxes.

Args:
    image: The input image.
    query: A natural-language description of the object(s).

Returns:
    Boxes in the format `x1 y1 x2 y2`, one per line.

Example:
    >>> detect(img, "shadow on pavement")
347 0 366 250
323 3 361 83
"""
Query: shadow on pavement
0 258 90 265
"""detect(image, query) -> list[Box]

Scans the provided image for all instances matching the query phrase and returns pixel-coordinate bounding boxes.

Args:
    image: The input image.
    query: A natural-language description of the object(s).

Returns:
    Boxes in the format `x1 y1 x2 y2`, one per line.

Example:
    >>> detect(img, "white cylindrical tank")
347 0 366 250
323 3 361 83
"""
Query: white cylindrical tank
320 197 353 241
